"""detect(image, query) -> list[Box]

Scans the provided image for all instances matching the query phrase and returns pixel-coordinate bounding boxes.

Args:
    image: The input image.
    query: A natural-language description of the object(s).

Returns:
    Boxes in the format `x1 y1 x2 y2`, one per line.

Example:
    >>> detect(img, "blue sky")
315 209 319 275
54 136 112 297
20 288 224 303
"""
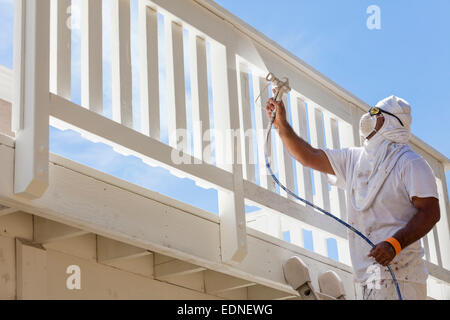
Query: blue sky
0 0 449 260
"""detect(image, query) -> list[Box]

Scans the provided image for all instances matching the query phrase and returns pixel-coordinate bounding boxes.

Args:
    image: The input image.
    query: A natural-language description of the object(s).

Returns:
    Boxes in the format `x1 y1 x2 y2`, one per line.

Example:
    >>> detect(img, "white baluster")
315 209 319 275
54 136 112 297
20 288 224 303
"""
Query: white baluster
190 34 211 163
81 0 102 114
341 105 364 148
312 230 328 257
435 173 450 269
238 63 255 182
291 95 313 203
274 94 295 199
426 228 439 265
337 238 352 265
139 2 160 139
324 114 347 221
111 0 133 128
308 103 331 211
252 74 275 191
165 18 187 151
290 223 305 248
50 0 71 99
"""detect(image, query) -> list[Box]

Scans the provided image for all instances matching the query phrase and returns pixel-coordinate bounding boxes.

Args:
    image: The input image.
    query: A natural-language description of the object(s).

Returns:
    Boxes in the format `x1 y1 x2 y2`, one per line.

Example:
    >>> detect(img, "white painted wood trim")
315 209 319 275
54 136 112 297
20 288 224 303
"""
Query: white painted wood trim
312 230 328 257
146 0 450 167
247 285 297 300
243 179 347 239
290 95 313 203
165 19 187 151
2 145 449 295
139 3 160 139
12 0 25 130
111 0 133 128
340 105 363 148
97 236 152 264
16 238 47 300
48 152 220 224
324 115 347 221
308 103 331 211
204 270 255 294
434 168 450 270
7 1 450 167
0 65 13 103
189 34 211 162
275 94 295 200
336 238 351 266
13 0 51 199
0 207 20 217
34 216 89 244
0 133 14 148
49 94 233 192
154 259 206 279
81 0 103 114
426 261 450 284
237 62 256 182
210 43 247 263
189 0 367 109
252 75 275 191
288 223 304 248
50 0 71 99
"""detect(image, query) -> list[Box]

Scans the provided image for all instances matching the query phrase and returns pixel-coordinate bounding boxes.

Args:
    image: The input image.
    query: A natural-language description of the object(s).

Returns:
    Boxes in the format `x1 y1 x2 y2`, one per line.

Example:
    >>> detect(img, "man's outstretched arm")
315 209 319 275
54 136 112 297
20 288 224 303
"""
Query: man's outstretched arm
266 98 335 175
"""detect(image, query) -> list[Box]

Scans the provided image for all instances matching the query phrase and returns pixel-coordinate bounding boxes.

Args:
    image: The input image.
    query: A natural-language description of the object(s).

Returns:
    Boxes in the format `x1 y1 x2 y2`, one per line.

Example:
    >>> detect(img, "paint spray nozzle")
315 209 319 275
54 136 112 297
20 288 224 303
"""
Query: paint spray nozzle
266 72 291 102
254 72 291 106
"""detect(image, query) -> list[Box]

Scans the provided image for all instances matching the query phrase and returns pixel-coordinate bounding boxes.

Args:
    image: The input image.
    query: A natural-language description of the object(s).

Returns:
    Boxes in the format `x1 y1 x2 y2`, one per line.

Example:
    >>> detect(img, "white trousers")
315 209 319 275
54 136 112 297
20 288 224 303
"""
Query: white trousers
361 279 427 300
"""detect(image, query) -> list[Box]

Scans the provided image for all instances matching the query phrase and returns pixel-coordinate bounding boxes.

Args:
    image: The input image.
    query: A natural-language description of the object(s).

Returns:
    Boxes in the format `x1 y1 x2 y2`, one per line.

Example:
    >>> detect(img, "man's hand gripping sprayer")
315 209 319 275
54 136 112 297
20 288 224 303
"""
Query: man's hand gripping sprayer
259 72 403 300
262 73 291 171
266 72 291 120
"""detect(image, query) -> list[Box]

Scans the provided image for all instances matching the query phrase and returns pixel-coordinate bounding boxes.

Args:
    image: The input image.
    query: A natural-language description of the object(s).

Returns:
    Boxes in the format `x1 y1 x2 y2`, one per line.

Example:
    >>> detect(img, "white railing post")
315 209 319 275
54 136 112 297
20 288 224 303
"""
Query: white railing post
426 227 439 265
50 0 71 99
111 0 133 128
252 74 275 192
291 95 313 203
337 238 352 265
281 217 305 247
312 230 328 257
13 0 51 199
190 34 211 162
237 62 255 183
324 114 347 221
290 225 304 248
435 168 450 269
210 43 247 264
139 2 160 139
275 94 295 200
12 0 26 133
341 104 364 148
81 0 103 114
308 103 331 211
165 18 187 152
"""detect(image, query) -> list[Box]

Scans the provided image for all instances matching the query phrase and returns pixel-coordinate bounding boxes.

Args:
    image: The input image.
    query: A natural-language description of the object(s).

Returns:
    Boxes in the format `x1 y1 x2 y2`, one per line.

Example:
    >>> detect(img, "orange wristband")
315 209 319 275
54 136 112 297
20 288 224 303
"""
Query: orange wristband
385 237 402 256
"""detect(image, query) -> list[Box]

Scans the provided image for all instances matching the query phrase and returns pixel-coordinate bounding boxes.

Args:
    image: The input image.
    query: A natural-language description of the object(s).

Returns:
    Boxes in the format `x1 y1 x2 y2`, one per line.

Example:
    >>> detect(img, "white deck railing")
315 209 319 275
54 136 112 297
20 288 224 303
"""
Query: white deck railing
12 0 450 283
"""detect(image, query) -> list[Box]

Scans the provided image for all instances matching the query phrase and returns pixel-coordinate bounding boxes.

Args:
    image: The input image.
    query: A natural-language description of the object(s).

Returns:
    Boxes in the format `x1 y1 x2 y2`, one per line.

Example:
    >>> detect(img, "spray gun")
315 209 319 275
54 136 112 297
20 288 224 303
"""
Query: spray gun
265 72 291 124
256 72 292 169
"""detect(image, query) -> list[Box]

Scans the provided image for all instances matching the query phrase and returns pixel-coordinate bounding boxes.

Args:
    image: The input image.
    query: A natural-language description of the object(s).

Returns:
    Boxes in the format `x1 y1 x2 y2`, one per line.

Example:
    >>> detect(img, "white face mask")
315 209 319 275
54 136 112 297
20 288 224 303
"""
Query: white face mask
359 113 377 138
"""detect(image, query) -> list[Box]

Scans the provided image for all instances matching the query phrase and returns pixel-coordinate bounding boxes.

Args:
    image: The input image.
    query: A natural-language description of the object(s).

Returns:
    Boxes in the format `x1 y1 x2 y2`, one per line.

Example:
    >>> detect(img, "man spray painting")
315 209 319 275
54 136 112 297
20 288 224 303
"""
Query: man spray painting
267 95 441 300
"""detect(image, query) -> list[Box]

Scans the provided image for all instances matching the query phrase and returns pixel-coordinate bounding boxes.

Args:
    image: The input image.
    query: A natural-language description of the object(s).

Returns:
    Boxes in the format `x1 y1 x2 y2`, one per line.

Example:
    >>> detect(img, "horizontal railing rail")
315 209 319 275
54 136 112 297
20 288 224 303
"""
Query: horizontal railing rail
12 0 450 280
